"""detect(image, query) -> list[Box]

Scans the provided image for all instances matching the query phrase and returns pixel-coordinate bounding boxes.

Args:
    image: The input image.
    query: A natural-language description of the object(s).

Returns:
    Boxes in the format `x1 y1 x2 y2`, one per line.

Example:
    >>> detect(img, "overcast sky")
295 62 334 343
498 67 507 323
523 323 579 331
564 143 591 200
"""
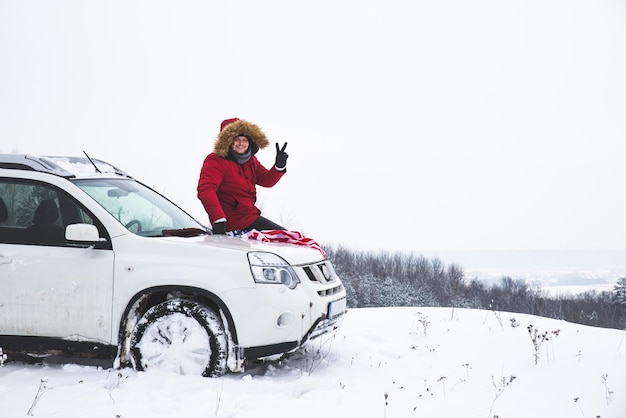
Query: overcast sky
1 0 625 254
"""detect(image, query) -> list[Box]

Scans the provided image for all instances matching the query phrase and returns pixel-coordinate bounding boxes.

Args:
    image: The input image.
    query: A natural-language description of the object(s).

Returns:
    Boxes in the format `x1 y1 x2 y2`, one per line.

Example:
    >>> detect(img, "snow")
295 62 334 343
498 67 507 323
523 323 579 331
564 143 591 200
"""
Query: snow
2 307 625 417
47 157 121 177
135 311 213 376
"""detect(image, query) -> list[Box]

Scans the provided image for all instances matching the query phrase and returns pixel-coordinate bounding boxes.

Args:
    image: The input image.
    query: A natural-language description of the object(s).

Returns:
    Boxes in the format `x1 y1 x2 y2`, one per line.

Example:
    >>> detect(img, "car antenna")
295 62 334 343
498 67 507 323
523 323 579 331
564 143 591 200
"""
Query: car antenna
83 150 102 173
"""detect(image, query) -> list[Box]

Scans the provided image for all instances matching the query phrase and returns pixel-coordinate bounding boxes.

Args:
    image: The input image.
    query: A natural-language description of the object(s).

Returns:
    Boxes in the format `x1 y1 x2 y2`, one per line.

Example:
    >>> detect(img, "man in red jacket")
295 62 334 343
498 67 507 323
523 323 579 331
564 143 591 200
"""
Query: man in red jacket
197 118 289 234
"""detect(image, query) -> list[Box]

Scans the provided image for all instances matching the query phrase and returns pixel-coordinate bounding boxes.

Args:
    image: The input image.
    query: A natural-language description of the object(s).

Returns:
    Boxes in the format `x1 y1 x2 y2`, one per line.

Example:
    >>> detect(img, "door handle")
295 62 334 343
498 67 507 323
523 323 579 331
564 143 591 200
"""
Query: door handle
0 256 11 265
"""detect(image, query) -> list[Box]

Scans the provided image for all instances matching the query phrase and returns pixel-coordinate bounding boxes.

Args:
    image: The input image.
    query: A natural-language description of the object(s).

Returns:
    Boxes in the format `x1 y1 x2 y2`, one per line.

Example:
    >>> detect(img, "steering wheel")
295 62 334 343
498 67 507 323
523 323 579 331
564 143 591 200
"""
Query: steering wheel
125 219 143 232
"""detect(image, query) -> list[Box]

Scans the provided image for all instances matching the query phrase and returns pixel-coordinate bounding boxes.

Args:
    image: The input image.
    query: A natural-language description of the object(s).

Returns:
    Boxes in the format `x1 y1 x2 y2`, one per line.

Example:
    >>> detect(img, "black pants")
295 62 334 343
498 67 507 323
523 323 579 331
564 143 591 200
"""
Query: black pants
244 216 285 232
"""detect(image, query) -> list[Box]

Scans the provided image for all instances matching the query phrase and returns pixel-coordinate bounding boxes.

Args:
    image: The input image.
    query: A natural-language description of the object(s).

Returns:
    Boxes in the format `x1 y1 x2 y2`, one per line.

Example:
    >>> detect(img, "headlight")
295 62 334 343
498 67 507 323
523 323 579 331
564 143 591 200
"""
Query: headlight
248 252 300 290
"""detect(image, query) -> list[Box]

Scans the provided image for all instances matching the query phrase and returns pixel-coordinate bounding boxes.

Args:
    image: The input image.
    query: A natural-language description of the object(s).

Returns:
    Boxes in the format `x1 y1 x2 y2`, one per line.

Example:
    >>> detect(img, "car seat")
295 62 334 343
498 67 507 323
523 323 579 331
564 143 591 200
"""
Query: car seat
25 199 65 245
0 197 7 223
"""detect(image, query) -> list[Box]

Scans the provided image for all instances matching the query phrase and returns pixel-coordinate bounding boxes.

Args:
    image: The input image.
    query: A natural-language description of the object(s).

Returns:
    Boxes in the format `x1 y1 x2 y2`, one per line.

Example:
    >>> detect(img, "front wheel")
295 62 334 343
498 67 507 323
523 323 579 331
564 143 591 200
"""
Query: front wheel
130 299 228 377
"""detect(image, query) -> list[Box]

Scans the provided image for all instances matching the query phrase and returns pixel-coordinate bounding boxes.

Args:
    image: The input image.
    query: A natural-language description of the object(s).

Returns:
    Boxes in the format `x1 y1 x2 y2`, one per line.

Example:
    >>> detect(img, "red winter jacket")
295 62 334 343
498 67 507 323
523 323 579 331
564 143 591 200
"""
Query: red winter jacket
197 118 285 231
197 153 284 231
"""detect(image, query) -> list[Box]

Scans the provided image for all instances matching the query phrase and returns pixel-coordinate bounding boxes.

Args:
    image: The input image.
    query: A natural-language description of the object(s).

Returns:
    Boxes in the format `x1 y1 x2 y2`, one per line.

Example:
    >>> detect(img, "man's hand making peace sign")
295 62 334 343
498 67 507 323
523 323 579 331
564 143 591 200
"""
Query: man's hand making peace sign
275 142 288 170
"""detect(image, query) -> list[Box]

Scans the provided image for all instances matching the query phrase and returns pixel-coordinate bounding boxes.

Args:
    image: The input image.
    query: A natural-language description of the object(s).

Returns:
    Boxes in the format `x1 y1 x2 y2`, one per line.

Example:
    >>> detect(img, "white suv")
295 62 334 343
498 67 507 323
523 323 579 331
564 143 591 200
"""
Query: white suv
0 154 346 376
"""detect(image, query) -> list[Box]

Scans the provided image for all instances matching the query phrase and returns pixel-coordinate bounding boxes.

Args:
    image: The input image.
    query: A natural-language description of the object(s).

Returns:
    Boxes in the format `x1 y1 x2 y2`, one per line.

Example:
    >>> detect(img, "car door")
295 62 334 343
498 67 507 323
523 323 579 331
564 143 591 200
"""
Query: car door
0 179 114 343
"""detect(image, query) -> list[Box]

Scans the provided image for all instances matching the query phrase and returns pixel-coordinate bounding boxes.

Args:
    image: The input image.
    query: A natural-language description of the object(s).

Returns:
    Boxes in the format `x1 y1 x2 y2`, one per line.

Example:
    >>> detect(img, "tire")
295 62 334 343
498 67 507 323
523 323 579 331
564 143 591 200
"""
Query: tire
130 299 228 377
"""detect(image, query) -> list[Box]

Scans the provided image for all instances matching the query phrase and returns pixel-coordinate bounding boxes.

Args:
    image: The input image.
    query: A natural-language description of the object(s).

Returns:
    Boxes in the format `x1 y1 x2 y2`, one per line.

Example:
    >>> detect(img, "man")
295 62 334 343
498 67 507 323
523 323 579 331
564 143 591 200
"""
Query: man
197 118 288 234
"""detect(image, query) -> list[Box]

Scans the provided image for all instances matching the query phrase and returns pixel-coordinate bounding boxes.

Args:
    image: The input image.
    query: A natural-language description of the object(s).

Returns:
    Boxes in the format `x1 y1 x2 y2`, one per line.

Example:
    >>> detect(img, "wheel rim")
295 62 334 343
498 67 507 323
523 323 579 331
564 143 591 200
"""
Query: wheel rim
136 312 212 375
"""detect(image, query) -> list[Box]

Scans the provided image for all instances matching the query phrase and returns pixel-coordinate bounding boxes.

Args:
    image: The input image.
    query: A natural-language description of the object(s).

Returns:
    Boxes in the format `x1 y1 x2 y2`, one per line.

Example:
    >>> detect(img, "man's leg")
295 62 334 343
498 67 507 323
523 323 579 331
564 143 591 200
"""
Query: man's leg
245 216 286 231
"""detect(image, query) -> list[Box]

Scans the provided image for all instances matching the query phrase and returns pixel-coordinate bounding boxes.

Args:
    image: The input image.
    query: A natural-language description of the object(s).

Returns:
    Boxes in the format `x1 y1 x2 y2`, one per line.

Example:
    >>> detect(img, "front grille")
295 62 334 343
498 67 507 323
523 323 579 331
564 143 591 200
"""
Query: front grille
318 283 344 298
301 261 344 298
302 261 336 284
303 266 317 282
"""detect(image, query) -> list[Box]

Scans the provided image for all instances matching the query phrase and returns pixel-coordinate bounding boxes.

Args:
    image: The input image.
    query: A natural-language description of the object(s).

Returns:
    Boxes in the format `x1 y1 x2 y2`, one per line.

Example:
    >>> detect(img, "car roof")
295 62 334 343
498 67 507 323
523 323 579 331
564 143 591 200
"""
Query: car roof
0 154 131 179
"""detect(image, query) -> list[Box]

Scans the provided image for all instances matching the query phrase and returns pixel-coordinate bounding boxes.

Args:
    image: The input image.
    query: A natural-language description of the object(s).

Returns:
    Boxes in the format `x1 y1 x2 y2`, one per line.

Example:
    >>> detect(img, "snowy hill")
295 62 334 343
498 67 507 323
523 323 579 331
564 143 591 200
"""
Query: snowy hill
1 307 625 417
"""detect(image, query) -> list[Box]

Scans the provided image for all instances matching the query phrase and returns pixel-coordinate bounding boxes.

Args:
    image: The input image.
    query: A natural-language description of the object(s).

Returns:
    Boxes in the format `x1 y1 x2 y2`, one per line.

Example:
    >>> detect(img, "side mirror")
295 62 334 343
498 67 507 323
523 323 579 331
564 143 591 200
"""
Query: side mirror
65 224 105 246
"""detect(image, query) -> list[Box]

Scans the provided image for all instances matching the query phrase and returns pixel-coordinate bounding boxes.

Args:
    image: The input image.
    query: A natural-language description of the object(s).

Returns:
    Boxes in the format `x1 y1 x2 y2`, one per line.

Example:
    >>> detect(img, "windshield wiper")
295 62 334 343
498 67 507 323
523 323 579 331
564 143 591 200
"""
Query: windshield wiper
161 227 208 237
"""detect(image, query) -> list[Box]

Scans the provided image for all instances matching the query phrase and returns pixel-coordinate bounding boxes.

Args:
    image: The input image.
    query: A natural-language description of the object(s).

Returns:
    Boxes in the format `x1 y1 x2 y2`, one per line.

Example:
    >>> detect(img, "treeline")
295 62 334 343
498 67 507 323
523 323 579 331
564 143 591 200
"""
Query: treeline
325 246 626 330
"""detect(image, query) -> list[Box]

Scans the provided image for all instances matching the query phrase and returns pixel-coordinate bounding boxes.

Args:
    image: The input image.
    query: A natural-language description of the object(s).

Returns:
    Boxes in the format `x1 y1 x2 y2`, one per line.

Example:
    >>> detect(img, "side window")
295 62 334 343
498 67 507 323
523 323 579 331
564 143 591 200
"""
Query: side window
0 179 103 246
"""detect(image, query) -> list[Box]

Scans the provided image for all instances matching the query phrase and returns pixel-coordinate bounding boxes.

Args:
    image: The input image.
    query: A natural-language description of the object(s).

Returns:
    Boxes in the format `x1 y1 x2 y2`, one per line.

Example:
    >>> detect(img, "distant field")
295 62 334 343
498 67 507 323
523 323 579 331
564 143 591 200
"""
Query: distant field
424 248 626 295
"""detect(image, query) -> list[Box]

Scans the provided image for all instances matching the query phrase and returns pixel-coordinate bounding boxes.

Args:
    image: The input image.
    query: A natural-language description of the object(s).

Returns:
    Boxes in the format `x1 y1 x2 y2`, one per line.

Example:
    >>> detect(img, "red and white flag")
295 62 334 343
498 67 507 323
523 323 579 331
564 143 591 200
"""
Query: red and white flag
244 229 327 257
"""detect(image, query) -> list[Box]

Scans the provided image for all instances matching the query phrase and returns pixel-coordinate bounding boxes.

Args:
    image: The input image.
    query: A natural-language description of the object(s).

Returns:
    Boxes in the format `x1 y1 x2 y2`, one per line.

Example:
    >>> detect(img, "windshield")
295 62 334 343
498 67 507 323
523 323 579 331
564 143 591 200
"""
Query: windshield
73 178 206 237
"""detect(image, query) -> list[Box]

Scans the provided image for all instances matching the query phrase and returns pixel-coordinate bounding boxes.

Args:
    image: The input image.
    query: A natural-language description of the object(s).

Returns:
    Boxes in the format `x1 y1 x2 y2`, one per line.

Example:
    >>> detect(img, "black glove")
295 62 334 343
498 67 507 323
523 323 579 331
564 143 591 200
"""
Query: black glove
275 142 288 169
212 220 226 235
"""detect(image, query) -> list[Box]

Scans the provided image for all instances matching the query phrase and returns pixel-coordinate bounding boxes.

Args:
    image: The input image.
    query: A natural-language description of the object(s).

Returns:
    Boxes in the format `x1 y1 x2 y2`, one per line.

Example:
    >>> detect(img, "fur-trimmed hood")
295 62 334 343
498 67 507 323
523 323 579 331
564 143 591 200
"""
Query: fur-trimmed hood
213 119 270 158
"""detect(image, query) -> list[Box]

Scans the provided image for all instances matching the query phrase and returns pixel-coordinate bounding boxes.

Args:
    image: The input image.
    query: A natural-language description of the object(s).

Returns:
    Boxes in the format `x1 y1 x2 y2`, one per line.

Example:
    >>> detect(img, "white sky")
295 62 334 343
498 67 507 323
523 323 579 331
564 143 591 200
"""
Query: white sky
2 0 626 252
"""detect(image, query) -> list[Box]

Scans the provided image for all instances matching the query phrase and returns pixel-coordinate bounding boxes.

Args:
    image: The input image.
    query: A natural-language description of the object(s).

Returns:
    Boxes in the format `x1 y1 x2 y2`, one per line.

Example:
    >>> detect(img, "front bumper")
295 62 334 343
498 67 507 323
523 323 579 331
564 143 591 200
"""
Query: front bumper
243 300 347 360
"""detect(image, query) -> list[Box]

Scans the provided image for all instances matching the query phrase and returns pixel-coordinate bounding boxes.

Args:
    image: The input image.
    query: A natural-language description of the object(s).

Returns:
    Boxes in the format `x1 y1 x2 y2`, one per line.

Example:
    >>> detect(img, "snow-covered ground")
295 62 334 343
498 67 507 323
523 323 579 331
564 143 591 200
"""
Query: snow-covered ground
1 306 625 418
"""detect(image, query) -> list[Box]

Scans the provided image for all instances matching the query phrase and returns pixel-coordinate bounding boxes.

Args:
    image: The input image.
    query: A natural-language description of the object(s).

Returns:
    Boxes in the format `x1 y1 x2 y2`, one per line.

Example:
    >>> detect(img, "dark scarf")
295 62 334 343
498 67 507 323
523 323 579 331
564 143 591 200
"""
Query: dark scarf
229 147 252 164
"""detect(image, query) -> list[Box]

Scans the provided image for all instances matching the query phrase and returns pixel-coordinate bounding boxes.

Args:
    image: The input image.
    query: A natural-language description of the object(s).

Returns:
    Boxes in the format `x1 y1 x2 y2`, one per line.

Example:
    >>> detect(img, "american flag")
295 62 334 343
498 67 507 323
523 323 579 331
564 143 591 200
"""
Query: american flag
243 229 327 257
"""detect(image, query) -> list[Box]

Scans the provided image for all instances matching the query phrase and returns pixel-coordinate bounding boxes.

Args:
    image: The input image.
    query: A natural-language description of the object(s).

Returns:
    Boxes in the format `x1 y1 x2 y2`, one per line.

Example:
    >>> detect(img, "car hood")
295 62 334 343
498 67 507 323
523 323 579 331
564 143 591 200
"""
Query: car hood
160 234 327 265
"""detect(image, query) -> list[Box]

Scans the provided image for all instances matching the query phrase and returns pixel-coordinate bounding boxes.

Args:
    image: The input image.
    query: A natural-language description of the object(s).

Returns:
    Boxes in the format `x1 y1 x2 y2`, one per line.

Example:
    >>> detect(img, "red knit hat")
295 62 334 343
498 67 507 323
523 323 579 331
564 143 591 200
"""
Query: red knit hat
220 118 240 132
